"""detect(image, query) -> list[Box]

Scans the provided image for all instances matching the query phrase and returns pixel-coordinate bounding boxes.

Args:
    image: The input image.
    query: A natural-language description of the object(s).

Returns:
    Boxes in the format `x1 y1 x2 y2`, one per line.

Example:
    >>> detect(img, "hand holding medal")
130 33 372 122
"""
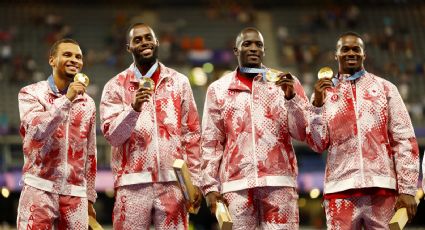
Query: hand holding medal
312 67 334 107
131 78 154 112
66 72 89 101
74 73 90 86
139 77 155 91
271 69 296 100
317 66 333 80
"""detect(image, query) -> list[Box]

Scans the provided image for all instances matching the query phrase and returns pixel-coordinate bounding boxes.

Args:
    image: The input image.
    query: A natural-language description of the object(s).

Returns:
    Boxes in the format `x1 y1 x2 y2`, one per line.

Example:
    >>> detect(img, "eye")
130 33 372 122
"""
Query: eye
340 47 349 52
257 42 264 48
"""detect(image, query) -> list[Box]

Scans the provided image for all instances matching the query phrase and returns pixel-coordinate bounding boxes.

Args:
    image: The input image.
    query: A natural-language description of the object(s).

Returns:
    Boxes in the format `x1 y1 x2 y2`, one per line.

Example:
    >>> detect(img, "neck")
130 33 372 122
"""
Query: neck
136 60 156 75
53 73 71 91
240 72 257 78
239 65 263 78
340 67 364 75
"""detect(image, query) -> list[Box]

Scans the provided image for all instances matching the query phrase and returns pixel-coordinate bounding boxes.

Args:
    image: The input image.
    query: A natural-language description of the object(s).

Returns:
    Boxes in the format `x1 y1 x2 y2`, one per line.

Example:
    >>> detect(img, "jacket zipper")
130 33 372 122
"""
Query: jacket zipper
153 77 165 181
63 115 70 192
350 81 364 183
250 81 258 184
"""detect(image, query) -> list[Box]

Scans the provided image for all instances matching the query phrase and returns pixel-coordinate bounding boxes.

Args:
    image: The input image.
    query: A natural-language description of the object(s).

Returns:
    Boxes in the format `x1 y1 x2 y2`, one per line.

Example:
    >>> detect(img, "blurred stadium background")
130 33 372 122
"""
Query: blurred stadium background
0 0 424 229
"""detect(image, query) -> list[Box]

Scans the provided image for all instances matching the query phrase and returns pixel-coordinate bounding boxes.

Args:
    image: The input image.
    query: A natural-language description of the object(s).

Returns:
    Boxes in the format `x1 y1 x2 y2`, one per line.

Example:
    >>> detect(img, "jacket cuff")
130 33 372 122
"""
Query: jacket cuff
87 190 97 203
202 185 220 196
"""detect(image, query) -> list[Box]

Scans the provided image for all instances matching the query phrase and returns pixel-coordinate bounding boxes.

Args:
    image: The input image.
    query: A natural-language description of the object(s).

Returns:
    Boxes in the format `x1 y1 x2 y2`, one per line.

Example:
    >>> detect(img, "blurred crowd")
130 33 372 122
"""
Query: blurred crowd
0 2 425 135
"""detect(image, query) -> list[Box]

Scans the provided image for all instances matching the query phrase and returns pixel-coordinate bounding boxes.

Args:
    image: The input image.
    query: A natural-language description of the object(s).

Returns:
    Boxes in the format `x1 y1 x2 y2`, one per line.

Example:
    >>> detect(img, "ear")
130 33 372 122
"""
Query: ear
156 39 160 47
233 47 238 56
334 52 338 61
126 44 130 53
48 56 55 68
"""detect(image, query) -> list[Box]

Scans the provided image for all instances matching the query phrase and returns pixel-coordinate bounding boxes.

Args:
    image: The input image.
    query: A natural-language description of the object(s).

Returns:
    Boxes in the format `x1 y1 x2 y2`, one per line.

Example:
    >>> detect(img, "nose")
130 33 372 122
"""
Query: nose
70 55 82 65
248 44 259 53
346 49 357 56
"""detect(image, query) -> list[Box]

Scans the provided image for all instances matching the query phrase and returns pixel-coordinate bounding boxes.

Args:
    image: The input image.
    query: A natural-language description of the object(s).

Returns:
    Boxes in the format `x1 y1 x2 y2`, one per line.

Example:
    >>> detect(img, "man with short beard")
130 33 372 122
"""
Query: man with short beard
17 38 97 229
308 31 419 229
100 23 202 229
200 27 309 229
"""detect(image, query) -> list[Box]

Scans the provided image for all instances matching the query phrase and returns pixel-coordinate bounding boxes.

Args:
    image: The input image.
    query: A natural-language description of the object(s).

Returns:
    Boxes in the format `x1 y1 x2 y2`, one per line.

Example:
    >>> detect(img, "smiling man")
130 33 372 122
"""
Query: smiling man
308 32 419 229
17 38 97 229
200 27 309 229
99 23 202 229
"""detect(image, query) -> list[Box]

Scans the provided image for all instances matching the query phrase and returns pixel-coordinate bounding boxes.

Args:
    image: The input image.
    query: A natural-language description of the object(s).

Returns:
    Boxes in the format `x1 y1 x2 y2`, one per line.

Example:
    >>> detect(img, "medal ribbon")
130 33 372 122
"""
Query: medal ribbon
48 74 68 95
239 66 267 81
333 69 366 86
134 62 158 80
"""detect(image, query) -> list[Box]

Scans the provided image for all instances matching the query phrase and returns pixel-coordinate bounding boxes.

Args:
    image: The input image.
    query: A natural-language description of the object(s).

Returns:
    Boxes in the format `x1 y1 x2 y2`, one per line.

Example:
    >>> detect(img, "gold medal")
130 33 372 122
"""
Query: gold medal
74 73 90 86
265 69 283 82
318 67 333 79
140 78 155 90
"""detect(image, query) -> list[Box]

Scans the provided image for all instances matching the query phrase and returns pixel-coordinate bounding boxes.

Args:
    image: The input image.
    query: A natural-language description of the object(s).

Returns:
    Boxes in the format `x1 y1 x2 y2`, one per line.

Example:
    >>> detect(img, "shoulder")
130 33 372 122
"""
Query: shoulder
208 71 235 92
104 67 133 92
19 80 48 96
161 63 190 84
365 72 398 91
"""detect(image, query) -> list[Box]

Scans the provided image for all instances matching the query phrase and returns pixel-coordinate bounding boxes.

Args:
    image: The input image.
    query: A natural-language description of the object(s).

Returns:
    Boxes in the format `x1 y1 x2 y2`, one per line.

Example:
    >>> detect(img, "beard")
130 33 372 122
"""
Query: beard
134 47 159 66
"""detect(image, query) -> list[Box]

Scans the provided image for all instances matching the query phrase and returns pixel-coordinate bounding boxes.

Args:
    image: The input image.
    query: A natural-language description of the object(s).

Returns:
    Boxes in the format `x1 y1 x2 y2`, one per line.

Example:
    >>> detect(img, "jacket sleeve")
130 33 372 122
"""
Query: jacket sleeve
305 92 330 153
386 83 419 196
422 152 425 191
18 87 71 141
284 77 309 142
85 109 97 203
180 78 202 186
99 80 140 147
200 85 225 195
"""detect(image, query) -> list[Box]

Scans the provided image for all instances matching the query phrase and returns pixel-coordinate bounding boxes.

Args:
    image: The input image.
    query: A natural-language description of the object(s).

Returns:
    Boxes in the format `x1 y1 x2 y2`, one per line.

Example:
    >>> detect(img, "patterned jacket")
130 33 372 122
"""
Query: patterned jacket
306 71 419 196
200 69 308 195
100 63 201 187
18 80 97 202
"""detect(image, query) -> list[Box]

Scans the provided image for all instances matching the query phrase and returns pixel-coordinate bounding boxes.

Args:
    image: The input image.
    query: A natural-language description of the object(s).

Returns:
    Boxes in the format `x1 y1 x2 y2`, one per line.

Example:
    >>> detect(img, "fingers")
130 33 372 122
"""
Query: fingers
275 74 295 87
70 82 87 95
193 188 203 209
207 195 217 215
206 192 219 215
314 79 333 92
132 87 153 111
407 203 417 222
219 196 229 207
396 194 418 222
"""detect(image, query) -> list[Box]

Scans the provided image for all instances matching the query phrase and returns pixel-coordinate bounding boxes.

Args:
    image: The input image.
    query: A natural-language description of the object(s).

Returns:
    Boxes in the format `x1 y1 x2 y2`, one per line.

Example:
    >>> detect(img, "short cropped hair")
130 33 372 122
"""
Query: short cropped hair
126 22 147 43
336 31 364 49
49 38 80 58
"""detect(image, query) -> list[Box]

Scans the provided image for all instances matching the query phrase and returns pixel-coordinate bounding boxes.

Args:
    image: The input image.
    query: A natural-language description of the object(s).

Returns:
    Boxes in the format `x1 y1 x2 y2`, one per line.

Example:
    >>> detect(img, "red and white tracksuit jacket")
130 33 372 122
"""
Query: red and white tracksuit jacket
18 80 97 203
422 152 424 191
200 68 308 195
306 71 419 196
100 62 201 188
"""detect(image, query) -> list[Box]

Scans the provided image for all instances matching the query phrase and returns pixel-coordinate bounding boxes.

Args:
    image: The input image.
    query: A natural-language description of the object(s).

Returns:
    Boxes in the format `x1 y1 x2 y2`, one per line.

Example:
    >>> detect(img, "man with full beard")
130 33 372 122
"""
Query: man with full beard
100 23 202 229
308 31 419 229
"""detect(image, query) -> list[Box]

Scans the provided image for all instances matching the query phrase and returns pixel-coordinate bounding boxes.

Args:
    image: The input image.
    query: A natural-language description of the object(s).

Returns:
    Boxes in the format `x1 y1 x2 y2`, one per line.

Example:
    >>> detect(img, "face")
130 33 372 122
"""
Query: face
127 25 159 66
335 35 366 74
49 42 83 81
234 30 265 68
